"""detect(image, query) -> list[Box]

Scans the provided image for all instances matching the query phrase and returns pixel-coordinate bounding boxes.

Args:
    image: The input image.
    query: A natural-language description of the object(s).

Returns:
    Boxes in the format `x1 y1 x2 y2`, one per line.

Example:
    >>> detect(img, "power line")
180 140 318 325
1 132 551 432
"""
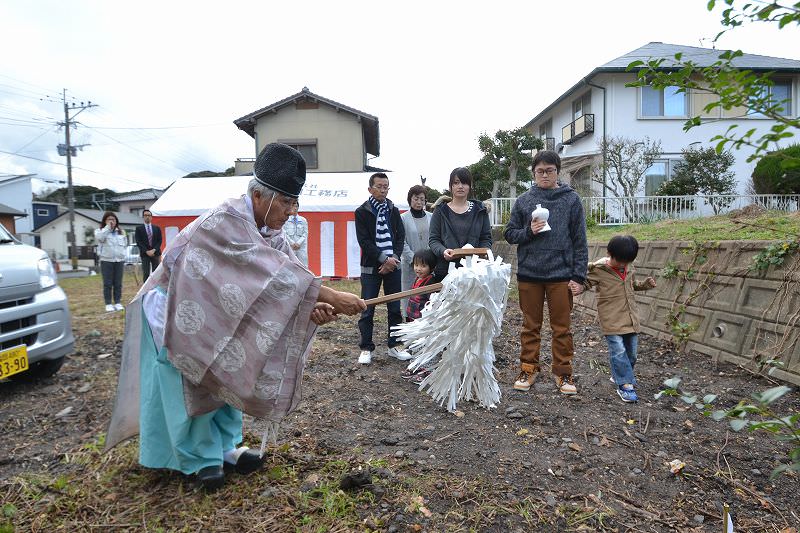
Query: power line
0 148 163 188
82 126 196 175
80 122 230 130
1 127 57 158
0 75 61 97
87 107 225 172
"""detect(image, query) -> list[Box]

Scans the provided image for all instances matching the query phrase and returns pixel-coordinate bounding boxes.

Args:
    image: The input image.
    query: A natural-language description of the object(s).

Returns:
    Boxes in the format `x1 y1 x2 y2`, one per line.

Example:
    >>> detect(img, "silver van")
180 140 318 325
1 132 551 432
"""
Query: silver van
0 223 74 380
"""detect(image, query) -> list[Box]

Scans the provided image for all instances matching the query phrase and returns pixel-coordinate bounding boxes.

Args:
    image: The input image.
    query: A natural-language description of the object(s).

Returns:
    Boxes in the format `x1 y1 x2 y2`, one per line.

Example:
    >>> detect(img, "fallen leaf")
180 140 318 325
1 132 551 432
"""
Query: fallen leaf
669 459 686 474
684 420 694 428
55 406 73 418
453 411 465 418
599 436 611 447
305 473 319 484
626 419 636 425
568 442 582 452
516 428 529 437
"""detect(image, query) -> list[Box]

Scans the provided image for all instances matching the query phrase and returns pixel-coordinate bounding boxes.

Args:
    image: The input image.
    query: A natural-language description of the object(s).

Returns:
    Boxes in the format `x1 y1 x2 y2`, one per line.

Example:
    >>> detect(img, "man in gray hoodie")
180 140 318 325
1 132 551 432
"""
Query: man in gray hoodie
504 151 588 395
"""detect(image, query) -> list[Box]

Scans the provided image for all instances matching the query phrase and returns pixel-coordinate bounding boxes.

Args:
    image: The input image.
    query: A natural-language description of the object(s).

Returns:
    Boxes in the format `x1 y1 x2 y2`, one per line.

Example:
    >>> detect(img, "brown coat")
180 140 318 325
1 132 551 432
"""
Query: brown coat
584 258 652 335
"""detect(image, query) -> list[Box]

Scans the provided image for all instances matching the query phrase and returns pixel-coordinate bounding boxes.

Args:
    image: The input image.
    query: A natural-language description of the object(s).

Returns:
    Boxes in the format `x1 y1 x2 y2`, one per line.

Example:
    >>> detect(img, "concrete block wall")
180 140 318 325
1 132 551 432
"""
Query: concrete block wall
492 237 800 385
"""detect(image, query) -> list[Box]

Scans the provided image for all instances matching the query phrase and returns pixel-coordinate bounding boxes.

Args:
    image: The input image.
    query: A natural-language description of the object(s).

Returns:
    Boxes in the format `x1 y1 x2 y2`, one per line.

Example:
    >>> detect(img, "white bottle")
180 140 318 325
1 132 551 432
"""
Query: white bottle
532 204 551 232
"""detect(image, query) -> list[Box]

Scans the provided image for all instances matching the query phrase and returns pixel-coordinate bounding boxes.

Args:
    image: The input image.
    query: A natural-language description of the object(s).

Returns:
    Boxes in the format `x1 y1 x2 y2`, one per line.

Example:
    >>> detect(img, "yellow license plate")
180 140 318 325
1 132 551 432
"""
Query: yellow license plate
0 345 28 379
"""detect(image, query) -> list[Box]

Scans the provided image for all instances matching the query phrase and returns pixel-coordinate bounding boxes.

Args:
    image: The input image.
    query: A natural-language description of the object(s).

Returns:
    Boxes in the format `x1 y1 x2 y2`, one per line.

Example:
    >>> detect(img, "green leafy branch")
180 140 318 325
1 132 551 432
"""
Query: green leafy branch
655 376 799 479
750 239 800 272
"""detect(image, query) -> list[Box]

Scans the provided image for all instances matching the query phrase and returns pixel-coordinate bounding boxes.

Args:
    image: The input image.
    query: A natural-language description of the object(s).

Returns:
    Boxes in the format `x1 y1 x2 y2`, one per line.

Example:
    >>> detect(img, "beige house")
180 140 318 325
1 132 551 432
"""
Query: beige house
233 87 382 174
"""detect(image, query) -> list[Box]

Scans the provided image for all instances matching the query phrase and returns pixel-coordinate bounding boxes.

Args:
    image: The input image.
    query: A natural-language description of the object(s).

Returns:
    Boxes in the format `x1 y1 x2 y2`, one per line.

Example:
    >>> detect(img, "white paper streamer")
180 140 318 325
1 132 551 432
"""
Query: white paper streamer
392 246 511 411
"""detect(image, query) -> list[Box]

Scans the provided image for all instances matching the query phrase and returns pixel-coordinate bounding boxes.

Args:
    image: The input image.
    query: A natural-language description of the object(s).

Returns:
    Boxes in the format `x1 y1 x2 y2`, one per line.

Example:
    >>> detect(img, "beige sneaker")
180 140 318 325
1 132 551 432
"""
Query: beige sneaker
556 375 577 395
513 371 537 391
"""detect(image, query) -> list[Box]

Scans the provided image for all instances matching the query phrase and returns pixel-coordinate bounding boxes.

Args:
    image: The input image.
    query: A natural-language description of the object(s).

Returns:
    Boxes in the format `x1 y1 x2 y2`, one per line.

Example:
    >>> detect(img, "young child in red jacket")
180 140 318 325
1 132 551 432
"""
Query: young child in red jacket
401 249 438 384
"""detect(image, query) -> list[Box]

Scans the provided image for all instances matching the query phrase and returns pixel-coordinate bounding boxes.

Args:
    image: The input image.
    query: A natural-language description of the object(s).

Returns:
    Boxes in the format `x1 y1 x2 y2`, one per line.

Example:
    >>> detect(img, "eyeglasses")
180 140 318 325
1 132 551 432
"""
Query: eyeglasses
371 185 390 191
534 168 558 177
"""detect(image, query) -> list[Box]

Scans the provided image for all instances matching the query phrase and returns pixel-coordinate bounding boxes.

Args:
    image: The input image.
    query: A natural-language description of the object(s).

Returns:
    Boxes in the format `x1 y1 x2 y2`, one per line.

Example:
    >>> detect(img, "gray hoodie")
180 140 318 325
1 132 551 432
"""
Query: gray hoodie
504 184 588 283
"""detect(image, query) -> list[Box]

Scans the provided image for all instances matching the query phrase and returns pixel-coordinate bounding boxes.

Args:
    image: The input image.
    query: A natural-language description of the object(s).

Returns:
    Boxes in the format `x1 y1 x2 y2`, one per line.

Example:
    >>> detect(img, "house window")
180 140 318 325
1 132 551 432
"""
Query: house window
130 206 146 217
750 79 793 117
572 92 591 120
644 161 669 195
641 86 687 117
279 139 318 169
539 119 552 138
37 209 49 216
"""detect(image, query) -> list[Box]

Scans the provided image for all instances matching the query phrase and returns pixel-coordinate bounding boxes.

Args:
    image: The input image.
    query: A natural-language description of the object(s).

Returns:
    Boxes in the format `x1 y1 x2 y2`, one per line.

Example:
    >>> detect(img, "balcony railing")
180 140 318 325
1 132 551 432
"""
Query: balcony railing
561 114 595 145
489 194 800 227
540 137 555 151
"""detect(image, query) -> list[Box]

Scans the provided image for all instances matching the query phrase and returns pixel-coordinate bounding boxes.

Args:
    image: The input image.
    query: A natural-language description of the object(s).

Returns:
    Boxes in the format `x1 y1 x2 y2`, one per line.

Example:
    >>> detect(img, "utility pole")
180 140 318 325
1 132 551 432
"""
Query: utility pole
59 89 97 270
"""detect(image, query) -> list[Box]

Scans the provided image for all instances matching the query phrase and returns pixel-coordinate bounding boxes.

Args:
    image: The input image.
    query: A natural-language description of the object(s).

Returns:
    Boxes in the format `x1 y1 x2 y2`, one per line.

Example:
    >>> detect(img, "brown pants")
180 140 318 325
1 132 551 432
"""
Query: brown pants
518 281 574 377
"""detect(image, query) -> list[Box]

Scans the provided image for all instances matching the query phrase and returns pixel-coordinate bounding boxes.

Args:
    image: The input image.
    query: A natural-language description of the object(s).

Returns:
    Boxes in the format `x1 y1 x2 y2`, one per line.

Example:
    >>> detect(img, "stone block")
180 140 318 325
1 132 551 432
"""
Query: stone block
642 242 675 270
736 278 784 321
744 321 800 370
697 275 743 312
702 311 752 355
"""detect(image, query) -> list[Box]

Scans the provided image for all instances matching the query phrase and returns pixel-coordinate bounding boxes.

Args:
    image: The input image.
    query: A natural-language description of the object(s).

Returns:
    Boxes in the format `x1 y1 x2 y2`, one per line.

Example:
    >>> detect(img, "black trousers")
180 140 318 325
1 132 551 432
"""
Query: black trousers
358 269 402 351
141 254 161 282
100 261 124 305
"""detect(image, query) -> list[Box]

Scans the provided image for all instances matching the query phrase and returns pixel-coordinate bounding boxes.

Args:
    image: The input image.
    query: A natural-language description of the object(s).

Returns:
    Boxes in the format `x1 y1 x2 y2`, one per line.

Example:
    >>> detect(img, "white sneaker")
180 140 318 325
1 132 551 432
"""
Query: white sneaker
387 346 412 361
114 303 124 311
358 350 373 364
105 304 114 312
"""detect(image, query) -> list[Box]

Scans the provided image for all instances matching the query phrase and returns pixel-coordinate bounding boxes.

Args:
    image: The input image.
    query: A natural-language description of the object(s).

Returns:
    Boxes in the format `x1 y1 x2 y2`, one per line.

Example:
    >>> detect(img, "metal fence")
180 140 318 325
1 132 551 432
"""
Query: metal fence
489 194 800 227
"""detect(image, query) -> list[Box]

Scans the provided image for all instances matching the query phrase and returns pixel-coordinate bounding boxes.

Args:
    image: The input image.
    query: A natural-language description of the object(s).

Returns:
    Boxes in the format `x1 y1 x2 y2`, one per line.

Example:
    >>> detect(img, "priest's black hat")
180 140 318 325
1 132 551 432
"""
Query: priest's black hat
253 143 306 198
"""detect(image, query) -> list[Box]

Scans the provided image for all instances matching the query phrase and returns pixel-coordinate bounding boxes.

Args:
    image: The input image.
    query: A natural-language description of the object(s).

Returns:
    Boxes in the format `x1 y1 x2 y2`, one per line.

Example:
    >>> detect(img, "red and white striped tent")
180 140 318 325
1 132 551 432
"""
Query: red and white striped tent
150 172 418 278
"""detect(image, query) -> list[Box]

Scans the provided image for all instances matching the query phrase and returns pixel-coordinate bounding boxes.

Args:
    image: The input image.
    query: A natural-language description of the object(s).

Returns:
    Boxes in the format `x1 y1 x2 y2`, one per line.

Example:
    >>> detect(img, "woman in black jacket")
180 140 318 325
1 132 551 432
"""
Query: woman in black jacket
428 167 492 282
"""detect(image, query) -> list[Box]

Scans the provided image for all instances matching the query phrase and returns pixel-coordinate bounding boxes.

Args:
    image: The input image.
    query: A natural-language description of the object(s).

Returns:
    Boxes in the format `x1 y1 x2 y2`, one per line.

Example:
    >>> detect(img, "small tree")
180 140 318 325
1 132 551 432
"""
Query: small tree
656 147 737 214
477 128 543 198
594 136 662 220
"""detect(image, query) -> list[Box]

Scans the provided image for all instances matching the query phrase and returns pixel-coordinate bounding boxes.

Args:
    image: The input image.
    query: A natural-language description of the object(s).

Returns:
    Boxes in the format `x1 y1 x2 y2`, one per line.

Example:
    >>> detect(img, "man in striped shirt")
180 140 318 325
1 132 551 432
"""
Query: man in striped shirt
354 173 409 365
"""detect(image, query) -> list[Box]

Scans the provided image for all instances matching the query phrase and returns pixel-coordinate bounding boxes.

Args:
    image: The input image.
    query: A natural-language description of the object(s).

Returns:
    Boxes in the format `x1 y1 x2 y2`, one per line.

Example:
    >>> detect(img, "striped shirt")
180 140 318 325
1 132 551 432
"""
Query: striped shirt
369 196 394 257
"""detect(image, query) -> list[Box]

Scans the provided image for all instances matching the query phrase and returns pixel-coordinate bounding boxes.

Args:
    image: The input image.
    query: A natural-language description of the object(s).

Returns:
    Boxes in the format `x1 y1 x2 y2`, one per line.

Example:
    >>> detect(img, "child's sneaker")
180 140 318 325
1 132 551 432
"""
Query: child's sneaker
400 366 416 380
617 384 638 403
555 375 577 395
410 367 431 385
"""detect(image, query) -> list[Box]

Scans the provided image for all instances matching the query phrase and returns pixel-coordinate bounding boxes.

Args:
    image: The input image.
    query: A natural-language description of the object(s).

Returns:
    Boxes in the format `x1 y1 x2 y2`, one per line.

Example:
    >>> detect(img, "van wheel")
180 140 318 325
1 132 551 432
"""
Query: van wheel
10 356 66 381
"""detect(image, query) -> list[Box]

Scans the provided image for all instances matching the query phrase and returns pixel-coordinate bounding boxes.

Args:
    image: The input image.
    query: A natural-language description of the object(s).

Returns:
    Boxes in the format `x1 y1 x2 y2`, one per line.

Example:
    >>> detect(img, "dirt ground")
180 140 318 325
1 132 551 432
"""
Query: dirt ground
1 273 798 532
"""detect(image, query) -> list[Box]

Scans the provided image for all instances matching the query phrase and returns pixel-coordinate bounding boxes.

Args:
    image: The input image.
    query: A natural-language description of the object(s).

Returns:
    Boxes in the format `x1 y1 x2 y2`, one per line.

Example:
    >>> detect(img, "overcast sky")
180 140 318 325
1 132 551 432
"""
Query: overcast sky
0 0 796 194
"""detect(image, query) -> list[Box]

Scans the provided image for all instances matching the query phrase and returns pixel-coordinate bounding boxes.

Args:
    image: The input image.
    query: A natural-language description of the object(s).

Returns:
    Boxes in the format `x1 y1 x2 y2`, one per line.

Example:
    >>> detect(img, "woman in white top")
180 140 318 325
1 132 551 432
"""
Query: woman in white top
94 211 128 312
400 185 432 319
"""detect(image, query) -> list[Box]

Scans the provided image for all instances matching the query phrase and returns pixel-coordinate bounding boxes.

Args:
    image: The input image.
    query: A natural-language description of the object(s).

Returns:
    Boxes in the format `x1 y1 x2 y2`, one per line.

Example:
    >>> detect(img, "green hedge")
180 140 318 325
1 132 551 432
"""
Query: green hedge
752 145 800 194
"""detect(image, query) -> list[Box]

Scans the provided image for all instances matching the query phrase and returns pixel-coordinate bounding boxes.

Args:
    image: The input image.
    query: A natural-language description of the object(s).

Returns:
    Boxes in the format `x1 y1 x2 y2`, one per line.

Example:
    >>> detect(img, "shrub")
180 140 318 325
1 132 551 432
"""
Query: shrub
752 144 800 194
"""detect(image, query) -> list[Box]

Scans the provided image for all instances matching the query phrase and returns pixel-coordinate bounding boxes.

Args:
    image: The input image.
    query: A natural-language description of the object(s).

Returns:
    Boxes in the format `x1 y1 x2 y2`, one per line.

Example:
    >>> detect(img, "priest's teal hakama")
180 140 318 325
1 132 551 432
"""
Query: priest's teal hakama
105 194 321 476
138 293 243 473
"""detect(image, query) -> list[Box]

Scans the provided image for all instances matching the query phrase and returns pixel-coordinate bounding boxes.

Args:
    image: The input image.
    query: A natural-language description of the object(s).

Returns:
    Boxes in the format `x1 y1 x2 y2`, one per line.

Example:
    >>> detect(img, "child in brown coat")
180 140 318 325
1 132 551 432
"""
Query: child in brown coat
571 235 656 402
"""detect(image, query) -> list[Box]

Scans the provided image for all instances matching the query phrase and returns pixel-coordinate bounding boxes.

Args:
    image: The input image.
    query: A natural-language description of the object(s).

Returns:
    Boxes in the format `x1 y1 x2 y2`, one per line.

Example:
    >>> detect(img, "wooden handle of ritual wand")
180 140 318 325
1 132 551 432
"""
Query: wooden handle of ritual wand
364 283 443 307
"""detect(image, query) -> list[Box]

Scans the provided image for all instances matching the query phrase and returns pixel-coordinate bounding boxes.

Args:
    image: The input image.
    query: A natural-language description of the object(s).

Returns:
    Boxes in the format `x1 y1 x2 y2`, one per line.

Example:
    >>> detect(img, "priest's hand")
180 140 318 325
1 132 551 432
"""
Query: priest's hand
311 303 337 325
318 286 366 316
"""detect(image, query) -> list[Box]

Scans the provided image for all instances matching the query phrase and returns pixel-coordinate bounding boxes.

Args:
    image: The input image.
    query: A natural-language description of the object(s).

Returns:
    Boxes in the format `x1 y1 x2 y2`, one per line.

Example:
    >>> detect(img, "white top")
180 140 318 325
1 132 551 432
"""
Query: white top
94 226 128 262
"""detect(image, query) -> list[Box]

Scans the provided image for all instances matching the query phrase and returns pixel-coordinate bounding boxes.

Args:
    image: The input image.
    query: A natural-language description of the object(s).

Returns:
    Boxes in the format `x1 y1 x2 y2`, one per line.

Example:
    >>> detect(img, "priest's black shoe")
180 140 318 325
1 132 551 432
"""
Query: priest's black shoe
197 465 225 491
224 450 265 475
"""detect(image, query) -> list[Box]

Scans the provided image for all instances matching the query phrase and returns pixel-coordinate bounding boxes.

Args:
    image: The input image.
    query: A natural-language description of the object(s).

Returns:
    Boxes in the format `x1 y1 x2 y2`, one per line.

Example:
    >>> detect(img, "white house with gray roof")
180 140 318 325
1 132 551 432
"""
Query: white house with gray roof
110 188 164 216
524 42 800 195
